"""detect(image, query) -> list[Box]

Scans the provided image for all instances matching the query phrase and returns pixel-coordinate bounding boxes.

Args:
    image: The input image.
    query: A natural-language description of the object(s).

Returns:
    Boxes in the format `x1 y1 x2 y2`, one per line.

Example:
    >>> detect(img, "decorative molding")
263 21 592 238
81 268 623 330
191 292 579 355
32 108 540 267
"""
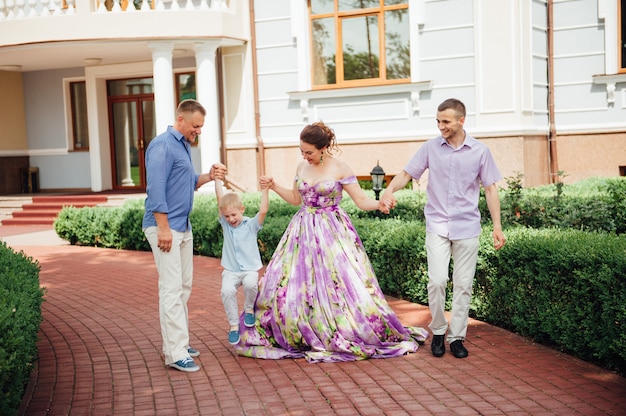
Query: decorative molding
288 81 432 122
592 73 626 105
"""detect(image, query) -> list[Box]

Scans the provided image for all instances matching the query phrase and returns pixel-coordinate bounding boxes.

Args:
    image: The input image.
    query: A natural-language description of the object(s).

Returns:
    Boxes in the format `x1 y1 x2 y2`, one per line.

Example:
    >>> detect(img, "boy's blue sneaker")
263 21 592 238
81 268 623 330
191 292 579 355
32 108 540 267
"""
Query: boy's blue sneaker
188 346 200 357
169 357 199 373
244 312 255 327
228 330 240 345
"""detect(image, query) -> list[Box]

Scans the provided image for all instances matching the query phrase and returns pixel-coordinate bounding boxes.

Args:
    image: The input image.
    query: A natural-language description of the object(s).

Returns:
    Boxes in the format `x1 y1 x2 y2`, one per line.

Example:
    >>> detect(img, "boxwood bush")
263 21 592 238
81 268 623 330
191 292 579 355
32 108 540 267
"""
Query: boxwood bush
0 242 44 416
475 227 626 374
499 176 626 233
51 177 626 375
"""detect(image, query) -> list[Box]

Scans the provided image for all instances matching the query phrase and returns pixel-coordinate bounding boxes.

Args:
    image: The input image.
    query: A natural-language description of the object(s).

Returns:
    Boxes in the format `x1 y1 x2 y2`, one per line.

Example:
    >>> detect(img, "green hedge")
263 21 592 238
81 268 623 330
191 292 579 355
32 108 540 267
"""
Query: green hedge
52 178 626 374
476 228 626 373
0 243 44 416
500 176 626 233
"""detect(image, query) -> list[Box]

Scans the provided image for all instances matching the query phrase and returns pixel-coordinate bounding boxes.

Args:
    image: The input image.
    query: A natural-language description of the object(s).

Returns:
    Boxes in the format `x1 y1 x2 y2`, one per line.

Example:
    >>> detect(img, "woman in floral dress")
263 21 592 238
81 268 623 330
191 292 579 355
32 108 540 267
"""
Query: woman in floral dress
234 122 428 363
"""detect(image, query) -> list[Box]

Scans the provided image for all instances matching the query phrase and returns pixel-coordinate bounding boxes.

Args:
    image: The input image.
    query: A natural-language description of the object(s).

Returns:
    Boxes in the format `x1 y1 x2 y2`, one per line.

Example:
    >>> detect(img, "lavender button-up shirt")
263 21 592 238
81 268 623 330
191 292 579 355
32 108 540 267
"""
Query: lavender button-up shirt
404 133 501 240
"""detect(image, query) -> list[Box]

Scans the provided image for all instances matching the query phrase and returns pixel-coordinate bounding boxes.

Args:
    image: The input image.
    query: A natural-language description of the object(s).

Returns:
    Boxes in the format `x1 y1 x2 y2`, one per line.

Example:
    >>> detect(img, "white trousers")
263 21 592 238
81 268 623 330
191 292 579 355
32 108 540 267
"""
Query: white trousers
425 232 479 343
144 226 194 365
221 269 259 327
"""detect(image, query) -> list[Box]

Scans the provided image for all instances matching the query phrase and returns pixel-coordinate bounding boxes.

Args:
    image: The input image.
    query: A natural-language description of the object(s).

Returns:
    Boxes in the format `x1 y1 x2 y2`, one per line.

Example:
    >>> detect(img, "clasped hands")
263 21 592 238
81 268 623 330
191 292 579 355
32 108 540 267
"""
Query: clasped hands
378 193 396 214
259 175 274 190
210 163 227 181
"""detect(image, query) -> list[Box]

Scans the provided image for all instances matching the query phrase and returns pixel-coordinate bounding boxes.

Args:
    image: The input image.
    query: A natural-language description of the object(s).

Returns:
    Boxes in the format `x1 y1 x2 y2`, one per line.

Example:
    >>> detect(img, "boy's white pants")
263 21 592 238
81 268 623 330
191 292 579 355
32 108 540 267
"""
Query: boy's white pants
221 269 259 327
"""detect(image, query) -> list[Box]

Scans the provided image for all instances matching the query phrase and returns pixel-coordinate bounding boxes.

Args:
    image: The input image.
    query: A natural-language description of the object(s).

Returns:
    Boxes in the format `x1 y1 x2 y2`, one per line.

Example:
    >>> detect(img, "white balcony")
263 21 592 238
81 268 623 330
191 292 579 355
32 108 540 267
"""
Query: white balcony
0 0 248 72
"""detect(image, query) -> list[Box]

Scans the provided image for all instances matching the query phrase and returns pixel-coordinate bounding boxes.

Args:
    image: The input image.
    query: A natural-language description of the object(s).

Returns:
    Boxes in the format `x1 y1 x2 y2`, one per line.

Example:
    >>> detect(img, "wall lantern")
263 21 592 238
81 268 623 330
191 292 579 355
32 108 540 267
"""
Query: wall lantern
370 161 386 200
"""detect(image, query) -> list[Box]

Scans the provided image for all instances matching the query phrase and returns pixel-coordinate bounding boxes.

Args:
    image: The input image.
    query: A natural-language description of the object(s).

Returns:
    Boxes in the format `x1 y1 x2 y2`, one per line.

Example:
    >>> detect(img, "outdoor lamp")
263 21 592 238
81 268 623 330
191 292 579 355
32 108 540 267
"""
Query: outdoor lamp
370 161 386 200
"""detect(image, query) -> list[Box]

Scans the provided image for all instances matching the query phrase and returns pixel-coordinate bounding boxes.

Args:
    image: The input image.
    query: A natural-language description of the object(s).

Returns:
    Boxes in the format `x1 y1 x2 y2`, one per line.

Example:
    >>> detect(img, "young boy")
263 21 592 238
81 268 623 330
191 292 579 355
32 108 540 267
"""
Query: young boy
215 179 269 345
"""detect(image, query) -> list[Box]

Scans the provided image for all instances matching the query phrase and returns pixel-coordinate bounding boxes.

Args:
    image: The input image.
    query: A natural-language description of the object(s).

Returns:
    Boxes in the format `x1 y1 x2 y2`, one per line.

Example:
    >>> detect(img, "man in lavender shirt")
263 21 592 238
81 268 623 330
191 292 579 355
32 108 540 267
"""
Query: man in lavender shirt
380 98 506 358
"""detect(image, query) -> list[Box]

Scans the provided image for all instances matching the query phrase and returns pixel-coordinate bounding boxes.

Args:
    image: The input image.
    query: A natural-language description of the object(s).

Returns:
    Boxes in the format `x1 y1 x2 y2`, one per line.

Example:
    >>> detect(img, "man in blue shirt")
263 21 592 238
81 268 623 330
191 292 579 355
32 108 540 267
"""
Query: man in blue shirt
143 99 226 372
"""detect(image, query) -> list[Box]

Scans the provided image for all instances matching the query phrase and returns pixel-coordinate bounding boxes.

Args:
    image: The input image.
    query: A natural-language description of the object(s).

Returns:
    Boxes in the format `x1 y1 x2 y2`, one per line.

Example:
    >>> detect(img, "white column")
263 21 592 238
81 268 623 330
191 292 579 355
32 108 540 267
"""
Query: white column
194 41 222 184
148 41 176 132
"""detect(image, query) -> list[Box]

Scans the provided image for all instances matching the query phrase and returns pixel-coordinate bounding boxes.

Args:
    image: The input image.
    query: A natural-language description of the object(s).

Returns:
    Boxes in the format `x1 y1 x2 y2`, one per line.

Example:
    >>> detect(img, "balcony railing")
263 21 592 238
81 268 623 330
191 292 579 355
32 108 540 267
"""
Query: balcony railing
0 0 229 19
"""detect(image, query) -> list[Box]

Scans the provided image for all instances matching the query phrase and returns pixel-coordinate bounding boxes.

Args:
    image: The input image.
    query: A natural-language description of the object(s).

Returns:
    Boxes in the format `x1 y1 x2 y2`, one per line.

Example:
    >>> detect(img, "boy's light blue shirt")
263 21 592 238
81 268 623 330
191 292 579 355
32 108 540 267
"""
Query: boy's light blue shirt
219 213 263 272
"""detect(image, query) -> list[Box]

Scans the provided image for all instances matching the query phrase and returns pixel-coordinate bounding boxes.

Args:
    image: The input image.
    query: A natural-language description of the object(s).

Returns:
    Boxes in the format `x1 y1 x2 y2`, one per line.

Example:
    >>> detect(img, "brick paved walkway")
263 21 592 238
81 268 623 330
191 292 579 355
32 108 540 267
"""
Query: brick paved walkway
2 226 625 415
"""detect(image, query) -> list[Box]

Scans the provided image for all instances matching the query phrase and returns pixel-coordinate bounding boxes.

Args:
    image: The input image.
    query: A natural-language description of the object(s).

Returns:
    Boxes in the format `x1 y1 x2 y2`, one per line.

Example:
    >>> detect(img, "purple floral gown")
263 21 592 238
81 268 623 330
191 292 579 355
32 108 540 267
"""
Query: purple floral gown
234 175 428 363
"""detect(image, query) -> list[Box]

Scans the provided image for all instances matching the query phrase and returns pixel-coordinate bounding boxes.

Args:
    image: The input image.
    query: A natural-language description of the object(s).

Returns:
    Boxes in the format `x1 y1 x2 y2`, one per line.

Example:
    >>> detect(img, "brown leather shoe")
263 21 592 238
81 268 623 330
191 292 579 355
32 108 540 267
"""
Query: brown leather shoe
450 340 468 358
431 334 445 357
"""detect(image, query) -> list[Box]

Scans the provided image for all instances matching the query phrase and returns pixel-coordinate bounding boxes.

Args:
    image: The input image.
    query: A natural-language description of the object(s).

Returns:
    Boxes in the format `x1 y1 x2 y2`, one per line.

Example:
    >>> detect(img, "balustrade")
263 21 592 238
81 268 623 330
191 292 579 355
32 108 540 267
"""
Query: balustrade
0 0 228 19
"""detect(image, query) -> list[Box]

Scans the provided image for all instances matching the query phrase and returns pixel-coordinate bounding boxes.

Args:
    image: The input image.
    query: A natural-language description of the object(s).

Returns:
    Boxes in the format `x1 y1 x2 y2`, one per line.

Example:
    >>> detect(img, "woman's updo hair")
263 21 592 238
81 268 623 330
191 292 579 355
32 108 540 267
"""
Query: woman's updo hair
300 121 340 155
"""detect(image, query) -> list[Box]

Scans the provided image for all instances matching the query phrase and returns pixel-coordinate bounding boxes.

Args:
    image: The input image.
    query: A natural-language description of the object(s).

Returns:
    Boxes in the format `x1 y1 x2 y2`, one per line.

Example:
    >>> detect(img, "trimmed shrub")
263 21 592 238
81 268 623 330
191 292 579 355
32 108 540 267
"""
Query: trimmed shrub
476 228 626 374
499 176 626 233
0 243 44 416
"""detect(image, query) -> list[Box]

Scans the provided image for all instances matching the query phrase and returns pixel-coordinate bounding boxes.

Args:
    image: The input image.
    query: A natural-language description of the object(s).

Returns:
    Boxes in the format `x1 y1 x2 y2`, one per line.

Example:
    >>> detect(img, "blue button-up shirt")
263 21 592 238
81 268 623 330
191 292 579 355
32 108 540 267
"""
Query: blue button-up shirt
404 133 501 240
142 126 199 232
219 214 263 272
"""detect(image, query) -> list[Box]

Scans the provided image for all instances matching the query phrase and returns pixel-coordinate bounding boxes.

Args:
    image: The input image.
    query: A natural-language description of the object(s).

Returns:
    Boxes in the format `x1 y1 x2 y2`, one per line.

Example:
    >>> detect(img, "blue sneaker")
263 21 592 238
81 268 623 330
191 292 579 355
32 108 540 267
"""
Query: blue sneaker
169 357 199 373
188 346 200 357
228 330 240 345
244 312 255 327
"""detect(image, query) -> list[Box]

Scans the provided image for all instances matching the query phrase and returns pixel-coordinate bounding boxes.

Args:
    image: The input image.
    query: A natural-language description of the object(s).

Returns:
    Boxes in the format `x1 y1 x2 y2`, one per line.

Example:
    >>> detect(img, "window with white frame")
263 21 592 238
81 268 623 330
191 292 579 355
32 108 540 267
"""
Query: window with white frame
309 0 410 88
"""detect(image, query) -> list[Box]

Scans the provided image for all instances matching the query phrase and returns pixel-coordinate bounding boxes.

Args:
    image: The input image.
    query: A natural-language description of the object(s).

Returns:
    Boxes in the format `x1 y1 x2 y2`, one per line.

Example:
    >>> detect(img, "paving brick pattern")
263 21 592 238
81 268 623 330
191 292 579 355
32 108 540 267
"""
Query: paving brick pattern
5 235 626 415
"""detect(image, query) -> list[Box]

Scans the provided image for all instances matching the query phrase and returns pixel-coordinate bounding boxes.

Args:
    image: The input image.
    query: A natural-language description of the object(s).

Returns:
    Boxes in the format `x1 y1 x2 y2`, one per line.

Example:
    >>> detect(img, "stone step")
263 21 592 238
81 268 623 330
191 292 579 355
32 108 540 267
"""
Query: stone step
31 195 108 204
1 194 109 226
0 192 146 226
21 202 102 210
2 216 56 226
12 209 60 218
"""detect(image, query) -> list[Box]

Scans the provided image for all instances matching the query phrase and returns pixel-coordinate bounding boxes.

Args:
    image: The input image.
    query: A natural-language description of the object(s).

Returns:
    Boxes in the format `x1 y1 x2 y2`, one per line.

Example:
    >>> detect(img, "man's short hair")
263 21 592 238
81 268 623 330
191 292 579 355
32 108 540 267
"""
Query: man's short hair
177 99 206 117
438 98 466 118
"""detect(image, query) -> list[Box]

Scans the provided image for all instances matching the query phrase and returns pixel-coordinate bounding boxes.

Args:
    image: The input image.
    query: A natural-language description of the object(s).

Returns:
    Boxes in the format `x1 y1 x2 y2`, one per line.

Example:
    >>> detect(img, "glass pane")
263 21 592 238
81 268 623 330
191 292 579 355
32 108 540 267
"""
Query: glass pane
310 0 334 14
142 100 156 150
338 0 379 12
621 0 626 69
70 82 89 150
112 101 139 187
312 17 337 86
342 15 380 81
141 100 156 185
385 8 410 79
384 0 407 5
108 78 154 96
177 73 196 101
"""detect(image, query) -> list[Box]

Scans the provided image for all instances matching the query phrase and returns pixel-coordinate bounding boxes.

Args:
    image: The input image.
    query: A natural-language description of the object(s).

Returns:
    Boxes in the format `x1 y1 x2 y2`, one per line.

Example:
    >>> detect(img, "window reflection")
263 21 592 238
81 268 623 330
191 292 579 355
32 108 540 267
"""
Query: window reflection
70 81 89 150
108 78 154 96
177 73 196 101
385 8 409 79
312 17 336 85
311 0 333 14
338 0 378 12
619 0 626 72
342 15 379 80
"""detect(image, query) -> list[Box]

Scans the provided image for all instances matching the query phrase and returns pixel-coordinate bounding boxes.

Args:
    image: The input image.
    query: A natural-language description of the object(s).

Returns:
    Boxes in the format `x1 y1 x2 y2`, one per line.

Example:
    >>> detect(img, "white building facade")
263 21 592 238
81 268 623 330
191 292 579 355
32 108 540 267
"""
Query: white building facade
0 0 624 195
